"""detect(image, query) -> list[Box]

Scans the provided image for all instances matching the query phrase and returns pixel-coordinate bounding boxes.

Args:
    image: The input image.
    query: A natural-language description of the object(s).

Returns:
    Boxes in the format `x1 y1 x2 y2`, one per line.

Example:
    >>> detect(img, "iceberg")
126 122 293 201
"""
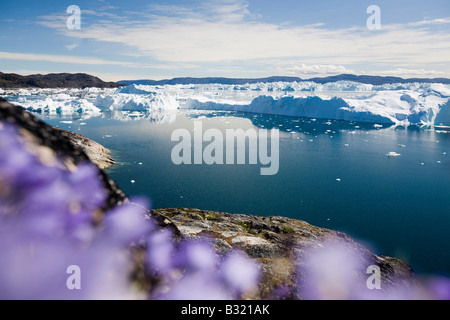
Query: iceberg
181 84 450 125
3 81 449 125
11 96 100 115
95 92 178 112
435 100 450 124
386 152 402 158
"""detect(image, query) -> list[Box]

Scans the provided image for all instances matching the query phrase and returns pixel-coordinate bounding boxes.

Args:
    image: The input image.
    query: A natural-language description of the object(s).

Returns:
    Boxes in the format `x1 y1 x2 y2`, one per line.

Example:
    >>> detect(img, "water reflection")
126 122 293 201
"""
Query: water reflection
35 109 450 138
183 110 393 135
38 110 178 124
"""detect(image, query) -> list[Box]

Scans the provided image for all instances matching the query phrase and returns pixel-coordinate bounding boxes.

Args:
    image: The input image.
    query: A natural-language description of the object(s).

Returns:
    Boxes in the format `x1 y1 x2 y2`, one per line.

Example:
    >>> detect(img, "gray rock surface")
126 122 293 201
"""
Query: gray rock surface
153 208 415 299
57 128 115 170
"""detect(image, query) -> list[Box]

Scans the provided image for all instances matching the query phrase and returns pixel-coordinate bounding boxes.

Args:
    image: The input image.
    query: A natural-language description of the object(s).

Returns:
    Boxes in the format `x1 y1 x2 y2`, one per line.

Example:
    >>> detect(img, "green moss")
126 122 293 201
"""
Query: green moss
195 211 206 220
236 221 251 232
164 212 176 218
159 209 178 219
283 225 295 234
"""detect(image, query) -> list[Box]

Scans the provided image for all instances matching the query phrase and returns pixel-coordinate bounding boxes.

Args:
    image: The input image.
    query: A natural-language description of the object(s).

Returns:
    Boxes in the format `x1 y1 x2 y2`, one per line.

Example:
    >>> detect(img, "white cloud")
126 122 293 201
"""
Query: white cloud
65 43 79 51
43 4 448 66
409 18 450 26
286 64 352 76
377 68 446 78
0 51 138 67
31 1 450 77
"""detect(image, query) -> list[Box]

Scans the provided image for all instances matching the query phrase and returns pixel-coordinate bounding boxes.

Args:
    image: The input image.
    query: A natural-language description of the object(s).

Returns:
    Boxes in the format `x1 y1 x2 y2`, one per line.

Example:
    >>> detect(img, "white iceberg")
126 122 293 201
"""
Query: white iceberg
3 81 450 125
181 83 450 125
95 90 179 112
386 152 402 158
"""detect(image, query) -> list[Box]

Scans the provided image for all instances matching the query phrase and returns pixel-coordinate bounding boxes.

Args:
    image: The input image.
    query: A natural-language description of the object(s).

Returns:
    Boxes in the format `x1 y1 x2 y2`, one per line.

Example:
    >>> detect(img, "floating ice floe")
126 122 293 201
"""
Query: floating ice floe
386 152 402 158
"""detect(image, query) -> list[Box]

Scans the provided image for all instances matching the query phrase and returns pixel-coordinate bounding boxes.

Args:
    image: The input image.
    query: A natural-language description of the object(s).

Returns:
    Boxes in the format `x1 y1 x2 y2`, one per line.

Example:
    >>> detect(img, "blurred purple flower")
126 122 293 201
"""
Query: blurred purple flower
220 251 260 294
158 273 231 300
299 244 365 300
103 199 151 245
426 277 450 300
176 241 218 272
146 229 175 275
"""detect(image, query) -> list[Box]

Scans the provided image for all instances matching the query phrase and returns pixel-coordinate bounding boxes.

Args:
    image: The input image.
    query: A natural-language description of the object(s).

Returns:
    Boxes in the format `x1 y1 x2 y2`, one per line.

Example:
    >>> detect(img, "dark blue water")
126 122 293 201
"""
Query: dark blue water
44 111 450 276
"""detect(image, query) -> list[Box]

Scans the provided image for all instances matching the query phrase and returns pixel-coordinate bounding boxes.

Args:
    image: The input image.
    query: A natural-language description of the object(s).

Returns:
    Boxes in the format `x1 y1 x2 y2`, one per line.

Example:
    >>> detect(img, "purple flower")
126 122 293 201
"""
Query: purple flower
426 277 450 300
176 241 218 272
220 251 260 294
103 199 151 245
0 128 34 185
158 273 231 300
146 229 175 275
68 163 107 211
298 243 366 300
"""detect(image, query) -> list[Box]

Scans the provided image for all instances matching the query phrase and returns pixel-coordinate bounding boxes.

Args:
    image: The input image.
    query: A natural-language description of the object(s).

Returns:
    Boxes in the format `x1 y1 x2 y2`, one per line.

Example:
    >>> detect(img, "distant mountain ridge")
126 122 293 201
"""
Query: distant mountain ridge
2 72 449 89
0 72 122 89
119 74 450 86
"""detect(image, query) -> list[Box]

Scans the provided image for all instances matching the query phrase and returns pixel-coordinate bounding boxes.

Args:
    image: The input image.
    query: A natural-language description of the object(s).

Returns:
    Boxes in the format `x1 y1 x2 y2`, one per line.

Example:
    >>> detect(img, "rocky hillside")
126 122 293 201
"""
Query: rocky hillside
0 72 123 89
119 74 450 86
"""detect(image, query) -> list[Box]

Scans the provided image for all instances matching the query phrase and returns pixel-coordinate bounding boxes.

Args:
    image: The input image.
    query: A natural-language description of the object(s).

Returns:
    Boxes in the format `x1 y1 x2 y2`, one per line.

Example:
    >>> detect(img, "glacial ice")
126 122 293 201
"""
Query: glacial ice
1 81 449 125
386 152 402 158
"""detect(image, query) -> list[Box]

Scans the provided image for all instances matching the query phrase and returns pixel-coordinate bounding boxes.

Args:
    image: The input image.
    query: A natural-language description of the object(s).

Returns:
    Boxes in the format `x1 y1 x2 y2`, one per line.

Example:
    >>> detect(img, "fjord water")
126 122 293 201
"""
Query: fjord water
46 111 450 275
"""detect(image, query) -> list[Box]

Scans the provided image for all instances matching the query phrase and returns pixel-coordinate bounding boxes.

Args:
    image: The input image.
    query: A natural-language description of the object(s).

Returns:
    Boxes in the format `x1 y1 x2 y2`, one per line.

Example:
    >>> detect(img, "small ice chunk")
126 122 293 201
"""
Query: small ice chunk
60 121 73 124
131 180 136 184
386 152 401 158
374 124 383 128
336 178 341 182
398 144 406 148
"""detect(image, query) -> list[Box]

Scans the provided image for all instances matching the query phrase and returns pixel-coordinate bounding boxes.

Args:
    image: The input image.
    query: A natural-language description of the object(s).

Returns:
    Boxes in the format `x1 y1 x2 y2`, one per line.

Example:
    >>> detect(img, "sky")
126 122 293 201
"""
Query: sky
0 0 449 81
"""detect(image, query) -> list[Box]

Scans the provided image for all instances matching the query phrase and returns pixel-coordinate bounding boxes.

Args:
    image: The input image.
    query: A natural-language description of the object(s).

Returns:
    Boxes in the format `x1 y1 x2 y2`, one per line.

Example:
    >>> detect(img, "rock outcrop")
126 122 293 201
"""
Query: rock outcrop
0 98 125 209
56 128 115 170
153 208 415 298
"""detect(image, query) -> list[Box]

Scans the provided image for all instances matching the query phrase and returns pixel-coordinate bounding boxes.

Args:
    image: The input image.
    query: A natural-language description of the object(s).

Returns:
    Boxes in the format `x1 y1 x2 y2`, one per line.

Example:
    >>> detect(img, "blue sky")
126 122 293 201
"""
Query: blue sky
0 0 449 81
